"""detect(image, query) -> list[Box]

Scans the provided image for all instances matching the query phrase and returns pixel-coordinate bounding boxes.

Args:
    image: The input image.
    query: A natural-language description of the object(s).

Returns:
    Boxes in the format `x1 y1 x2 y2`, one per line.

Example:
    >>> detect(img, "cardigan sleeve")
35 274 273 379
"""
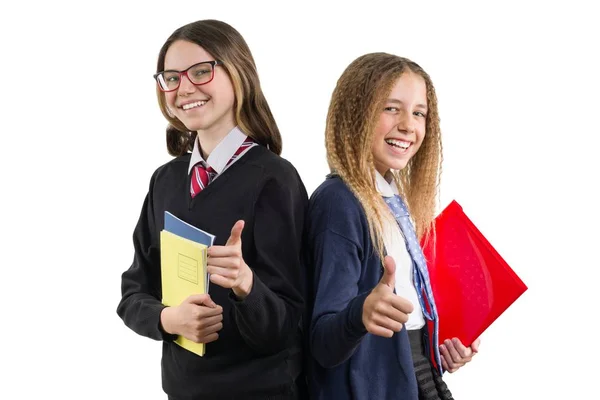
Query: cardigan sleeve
309 229 370 368
307 182 374 368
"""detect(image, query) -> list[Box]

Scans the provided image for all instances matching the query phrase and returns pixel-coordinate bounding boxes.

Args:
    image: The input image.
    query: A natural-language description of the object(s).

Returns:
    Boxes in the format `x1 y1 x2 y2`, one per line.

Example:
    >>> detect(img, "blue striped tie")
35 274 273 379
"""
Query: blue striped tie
384 194 443 375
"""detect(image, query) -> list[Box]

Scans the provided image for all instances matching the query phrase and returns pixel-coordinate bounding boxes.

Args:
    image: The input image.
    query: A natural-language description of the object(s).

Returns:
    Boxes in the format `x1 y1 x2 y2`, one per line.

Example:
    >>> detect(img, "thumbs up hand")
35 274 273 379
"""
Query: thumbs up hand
207 220 253 299
362 256 414 338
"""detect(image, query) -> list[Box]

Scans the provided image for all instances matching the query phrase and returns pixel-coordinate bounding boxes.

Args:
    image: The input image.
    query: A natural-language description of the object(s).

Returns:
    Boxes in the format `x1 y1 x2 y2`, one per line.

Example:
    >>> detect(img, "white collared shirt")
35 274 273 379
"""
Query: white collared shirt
376 171 425 330
188 126 253 178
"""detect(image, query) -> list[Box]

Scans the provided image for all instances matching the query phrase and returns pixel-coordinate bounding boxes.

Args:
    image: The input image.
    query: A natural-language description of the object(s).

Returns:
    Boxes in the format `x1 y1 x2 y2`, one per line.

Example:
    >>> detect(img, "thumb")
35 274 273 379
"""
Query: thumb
226 220 245 246
186 294 217 308
379 256 396 288
471 338 481 353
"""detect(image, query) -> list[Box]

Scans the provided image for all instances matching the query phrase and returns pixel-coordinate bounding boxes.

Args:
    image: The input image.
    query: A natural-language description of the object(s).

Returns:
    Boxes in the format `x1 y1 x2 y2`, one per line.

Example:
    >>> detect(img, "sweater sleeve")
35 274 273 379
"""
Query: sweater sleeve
116 172 177 342
229 170 308 354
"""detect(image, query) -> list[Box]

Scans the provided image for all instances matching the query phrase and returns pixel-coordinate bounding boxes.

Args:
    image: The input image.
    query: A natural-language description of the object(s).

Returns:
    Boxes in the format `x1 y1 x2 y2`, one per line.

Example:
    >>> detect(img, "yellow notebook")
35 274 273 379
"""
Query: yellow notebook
160 229 208 357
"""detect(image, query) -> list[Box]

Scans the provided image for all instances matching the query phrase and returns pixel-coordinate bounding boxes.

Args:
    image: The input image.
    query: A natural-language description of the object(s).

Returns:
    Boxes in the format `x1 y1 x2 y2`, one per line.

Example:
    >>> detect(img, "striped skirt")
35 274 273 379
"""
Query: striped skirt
408 328 454 400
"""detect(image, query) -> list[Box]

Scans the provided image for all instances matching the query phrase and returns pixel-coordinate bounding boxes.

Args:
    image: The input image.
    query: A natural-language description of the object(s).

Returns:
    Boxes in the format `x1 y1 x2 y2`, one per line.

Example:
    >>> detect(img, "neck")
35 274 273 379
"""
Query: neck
375 165 391 179
196 119 236 159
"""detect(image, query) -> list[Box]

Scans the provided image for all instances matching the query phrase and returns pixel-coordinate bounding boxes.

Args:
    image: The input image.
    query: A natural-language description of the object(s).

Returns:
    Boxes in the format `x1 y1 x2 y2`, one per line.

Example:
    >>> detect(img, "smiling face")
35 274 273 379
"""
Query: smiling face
163 40 236 136
372 71 428 175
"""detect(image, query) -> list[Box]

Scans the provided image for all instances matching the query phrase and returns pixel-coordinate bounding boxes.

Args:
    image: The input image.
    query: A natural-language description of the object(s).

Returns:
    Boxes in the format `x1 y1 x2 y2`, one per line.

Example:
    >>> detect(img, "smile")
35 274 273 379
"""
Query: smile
181 100 208 110
385 139 411 150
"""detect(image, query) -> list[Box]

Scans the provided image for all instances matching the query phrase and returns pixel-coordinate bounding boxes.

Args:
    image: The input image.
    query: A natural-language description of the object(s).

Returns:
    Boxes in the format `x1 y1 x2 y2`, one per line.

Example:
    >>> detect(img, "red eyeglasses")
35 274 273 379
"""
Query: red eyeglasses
154 60 222 92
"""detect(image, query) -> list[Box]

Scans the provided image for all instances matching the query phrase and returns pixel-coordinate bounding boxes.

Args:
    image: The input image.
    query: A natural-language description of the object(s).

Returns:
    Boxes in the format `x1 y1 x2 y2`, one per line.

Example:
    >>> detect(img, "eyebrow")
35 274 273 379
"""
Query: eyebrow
386 99 428 110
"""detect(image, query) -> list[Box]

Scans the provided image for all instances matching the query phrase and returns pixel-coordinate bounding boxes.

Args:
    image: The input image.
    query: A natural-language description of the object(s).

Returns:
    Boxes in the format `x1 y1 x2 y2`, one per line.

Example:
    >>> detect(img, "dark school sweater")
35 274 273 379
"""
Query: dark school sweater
117 145 308 399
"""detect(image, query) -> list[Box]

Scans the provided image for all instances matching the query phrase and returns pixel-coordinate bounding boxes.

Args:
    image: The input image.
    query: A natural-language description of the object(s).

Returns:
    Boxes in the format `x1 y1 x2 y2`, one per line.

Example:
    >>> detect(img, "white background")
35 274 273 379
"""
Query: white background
1 1 598 398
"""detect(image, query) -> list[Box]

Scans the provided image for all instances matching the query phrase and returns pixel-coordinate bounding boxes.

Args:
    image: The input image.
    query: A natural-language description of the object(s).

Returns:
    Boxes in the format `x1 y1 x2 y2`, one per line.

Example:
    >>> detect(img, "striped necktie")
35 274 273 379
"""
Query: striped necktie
190 137 256 198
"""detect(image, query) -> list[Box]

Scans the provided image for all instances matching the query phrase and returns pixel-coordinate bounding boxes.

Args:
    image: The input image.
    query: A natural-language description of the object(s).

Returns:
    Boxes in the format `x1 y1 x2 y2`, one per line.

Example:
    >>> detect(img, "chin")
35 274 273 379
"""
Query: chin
389 160 410 171
180 119 210 132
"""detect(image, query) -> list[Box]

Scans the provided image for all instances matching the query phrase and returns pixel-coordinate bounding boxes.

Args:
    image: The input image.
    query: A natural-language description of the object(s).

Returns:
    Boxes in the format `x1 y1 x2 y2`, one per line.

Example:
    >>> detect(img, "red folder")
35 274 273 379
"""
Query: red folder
421 200 528 348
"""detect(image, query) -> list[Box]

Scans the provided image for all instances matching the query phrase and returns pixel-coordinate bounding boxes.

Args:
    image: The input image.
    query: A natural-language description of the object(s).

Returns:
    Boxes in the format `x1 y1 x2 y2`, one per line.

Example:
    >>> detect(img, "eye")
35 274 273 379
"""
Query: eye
384 107 399 112
164 74 180 83
414 111 427 118
193 69 210 78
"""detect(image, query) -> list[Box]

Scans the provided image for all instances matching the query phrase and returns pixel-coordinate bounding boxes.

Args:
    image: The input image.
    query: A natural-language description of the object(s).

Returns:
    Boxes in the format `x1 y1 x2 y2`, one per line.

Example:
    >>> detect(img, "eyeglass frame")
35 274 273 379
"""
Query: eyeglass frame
153 60 222 92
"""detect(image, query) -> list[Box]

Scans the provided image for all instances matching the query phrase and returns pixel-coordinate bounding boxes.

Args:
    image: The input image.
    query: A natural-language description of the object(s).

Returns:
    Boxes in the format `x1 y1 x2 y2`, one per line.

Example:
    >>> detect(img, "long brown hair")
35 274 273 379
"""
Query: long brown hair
155 20 282 156
325 52 442 262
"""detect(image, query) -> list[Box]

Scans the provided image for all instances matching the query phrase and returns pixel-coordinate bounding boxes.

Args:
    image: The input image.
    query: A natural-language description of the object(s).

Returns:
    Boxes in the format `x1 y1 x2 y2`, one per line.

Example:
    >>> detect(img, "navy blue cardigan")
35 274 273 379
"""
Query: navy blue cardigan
304 175 419 400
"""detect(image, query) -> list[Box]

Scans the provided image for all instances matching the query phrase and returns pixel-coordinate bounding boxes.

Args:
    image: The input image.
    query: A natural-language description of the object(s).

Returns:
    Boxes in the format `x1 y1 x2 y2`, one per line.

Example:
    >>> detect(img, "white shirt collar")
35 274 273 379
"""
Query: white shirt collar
375 170 400 198
188 126 248 174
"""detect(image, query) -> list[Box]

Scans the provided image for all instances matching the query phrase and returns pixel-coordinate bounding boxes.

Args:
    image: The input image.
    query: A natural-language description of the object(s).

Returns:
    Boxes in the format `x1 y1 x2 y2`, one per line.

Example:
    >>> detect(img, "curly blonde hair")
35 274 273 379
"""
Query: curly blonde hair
325 53 442 262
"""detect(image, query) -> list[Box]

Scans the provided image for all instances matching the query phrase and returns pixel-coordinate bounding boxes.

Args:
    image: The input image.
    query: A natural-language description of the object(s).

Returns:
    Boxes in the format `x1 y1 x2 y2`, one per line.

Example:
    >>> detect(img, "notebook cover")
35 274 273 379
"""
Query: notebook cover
164 211 215 291
160 230 208 357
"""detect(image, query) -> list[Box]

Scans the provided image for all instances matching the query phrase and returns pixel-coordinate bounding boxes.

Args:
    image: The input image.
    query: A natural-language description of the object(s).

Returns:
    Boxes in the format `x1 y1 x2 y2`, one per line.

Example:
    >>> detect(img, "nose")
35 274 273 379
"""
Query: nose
396 112 415 134
177 74 196 96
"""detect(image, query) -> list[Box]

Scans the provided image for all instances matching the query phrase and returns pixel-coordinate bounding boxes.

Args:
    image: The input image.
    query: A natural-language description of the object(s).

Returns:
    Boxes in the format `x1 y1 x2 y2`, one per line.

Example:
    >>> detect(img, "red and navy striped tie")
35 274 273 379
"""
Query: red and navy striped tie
190 137 255 198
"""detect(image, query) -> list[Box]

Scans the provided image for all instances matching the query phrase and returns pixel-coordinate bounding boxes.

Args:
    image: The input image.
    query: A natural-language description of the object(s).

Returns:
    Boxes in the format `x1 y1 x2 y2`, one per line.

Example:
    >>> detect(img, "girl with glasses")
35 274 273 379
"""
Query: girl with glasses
305 53 480 400
117 19 308 400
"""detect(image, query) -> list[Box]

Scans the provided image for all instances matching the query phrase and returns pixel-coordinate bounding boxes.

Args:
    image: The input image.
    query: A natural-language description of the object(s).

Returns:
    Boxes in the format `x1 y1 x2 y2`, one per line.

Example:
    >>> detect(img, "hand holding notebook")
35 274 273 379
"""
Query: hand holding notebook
160 293 223 345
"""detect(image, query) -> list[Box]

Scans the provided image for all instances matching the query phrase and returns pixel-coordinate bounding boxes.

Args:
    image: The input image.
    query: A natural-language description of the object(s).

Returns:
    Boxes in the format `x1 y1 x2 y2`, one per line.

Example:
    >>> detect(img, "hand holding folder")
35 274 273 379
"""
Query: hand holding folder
421 200 528 348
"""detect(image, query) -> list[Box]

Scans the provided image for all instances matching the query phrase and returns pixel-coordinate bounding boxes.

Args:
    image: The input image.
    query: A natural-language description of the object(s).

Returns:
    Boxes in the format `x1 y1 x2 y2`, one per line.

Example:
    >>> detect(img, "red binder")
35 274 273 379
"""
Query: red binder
421 200 528 348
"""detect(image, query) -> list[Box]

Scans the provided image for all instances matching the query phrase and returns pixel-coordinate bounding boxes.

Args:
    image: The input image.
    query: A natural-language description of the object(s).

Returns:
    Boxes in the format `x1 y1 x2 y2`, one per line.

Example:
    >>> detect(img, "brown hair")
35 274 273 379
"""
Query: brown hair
325 52 442 262
155 20 282 156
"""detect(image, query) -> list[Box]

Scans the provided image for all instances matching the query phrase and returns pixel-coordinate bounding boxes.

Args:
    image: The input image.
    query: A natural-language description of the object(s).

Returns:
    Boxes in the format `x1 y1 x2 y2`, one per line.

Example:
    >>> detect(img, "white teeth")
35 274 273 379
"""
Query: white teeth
182 100 208 110
385 139 410 149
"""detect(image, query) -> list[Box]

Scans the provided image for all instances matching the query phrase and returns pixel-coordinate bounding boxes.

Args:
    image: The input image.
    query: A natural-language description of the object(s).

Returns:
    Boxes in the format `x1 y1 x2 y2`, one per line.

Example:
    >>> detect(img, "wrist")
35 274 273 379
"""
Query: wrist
160 306 176 335
232 264 254 300
354 292 371 334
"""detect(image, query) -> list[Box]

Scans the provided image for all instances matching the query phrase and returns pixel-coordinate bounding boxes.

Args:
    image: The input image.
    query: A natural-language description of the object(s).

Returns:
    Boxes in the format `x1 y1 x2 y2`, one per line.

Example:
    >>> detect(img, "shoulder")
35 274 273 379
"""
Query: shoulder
310 175 361 210
309 176 366 223
244 146 307 196
307 175 369 243
147 154 190 189
247 146 301 181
